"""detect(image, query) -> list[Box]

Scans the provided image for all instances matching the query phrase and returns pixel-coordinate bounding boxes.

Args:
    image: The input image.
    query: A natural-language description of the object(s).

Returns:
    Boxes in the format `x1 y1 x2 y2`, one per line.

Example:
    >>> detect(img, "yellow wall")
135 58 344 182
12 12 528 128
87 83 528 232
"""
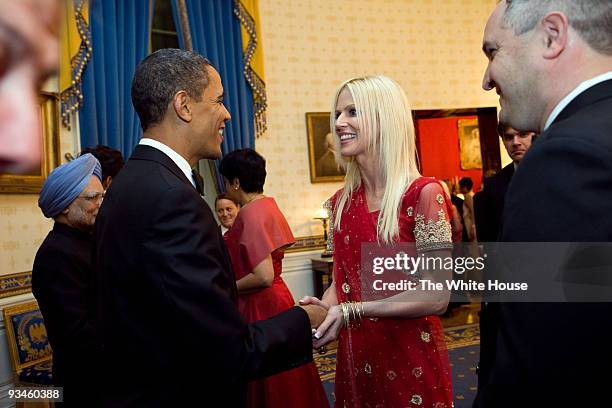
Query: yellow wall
257 0 499 238
0 78 79 276
0 1 502 276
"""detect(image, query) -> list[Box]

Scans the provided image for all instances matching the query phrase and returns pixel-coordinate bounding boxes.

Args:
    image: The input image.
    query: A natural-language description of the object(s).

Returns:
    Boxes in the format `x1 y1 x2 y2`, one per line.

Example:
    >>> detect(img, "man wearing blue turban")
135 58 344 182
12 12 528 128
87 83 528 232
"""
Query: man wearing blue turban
32 153 104 406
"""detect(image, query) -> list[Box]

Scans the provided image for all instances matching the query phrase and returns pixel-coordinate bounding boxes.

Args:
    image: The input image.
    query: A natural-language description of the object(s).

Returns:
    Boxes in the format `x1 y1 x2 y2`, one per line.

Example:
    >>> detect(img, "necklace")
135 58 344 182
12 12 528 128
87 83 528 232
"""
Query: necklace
244 194 265 206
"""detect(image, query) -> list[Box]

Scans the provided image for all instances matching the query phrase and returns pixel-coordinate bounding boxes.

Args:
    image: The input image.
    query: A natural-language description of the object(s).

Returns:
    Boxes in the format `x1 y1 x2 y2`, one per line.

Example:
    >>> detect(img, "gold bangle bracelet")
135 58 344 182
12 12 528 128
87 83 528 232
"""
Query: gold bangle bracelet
341 302 350 328
349 301 356 321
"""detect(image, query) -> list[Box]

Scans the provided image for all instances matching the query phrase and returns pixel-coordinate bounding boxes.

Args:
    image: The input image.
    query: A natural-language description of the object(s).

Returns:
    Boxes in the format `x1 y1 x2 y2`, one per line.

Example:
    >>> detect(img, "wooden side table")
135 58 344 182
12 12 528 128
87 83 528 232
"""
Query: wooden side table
311 255 334 299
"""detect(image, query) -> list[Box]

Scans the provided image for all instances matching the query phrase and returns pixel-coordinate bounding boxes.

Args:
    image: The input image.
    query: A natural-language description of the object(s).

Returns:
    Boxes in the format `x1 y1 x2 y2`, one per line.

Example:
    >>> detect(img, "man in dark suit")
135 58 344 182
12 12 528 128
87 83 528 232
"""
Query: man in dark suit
93 49 325 407
476 1 612 406
33 153 104 406
474 123 535 242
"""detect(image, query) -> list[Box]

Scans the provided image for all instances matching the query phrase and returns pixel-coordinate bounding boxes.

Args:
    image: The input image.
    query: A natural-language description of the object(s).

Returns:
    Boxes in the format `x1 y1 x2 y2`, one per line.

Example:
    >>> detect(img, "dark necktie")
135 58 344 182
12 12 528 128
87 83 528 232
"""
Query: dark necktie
192 169 204 196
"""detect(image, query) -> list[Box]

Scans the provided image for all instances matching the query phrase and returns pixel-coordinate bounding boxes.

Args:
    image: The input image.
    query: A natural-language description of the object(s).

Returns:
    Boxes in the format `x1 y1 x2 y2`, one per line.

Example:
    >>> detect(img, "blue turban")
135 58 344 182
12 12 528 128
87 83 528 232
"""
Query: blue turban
38 153 102 218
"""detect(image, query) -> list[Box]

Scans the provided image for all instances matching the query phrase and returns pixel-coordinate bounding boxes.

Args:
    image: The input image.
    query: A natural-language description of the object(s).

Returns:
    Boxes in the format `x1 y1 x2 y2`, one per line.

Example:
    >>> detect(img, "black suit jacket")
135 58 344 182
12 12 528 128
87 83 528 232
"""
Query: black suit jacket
474 164 514 243
32 222 98 405
475 80 612 407
93 145 312 407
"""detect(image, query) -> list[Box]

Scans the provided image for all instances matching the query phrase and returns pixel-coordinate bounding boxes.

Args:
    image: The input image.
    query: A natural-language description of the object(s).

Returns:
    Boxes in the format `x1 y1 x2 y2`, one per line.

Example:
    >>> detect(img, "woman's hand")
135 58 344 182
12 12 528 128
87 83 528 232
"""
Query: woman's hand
312 304 343 348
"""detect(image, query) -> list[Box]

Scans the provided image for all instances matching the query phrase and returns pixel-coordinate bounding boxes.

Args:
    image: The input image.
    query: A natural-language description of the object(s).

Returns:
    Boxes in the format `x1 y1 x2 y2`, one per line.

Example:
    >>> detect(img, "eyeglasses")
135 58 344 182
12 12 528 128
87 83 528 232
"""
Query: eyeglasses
77 191 106 202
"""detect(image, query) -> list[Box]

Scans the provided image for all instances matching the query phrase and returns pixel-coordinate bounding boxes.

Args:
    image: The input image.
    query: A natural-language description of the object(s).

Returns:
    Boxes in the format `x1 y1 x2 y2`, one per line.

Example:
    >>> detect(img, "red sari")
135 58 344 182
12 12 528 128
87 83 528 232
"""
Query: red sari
328 178 453 408
224 197 328 408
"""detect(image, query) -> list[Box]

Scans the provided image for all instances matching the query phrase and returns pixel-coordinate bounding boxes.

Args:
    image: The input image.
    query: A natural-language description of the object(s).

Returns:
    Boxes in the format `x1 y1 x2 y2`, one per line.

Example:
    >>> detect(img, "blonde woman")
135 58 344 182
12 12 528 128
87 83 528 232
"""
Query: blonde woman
301 76 453 407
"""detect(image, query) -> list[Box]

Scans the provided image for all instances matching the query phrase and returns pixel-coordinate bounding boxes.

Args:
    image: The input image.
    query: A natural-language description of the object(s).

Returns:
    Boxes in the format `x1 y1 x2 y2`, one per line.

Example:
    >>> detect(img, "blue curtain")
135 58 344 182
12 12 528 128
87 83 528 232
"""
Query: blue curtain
171 0 255 188
80 0 152 160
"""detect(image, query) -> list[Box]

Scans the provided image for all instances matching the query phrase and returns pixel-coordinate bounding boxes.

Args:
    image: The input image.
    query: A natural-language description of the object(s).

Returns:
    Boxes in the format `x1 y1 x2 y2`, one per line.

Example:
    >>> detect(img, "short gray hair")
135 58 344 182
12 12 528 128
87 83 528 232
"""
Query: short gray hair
131 48 212 131
503 0 612 55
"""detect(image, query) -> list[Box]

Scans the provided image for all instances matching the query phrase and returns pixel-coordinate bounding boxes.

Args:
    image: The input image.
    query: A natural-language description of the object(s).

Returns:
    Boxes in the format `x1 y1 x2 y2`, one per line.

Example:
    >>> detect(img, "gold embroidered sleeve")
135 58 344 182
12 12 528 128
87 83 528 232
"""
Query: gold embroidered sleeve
414 209 453 252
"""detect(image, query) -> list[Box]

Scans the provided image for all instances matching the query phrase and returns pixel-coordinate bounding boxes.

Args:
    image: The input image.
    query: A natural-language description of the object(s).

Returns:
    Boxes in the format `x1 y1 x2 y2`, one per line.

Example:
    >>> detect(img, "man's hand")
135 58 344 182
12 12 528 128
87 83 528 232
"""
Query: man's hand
298 304 327 328
298 296 330 310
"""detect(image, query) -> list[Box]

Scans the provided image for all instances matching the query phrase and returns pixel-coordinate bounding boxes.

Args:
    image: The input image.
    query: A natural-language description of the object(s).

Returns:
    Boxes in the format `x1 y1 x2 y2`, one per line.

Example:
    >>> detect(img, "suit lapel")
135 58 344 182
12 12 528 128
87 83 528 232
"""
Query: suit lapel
552 79 612 126
500 163 514 184
130 145 194 189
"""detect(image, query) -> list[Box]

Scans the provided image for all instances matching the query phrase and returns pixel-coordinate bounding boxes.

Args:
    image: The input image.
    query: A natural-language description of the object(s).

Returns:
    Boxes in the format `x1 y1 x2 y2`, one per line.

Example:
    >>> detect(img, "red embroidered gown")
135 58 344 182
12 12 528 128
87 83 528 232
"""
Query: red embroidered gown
328 178 453 408
224 197 329 408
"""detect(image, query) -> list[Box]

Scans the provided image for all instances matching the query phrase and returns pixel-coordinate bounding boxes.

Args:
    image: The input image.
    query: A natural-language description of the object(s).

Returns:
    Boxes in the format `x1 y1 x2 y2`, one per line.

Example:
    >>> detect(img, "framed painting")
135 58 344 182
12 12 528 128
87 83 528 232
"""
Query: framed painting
306 112 345 183
457 118 483 170
0 92 60 193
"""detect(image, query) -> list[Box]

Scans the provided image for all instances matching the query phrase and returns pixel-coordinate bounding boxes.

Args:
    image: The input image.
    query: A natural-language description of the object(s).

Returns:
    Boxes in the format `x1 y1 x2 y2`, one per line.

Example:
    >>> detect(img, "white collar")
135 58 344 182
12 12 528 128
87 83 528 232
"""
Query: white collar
544 71 612 130
139 138 195 188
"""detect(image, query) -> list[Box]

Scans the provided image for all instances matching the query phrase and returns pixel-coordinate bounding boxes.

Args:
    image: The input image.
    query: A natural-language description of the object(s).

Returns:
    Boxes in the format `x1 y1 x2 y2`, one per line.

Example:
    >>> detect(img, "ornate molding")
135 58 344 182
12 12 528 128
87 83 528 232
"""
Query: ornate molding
286 235 325 253
0 237 324 299
0 272 32 300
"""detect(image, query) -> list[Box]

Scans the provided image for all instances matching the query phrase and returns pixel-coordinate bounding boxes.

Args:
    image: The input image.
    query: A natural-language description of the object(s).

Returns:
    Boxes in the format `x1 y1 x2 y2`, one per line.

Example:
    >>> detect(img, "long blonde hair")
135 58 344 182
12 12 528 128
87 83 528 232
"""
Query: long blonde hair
330 75 420 244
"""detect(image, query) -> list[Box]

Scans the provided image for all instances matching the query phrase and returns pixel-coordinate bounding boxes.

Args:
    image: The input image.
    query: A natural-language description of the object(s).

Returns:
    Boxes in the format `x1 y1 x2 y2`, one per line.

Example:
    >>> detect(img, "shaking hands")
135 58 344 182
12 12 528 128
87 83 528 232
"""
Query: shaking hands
298 296 343 350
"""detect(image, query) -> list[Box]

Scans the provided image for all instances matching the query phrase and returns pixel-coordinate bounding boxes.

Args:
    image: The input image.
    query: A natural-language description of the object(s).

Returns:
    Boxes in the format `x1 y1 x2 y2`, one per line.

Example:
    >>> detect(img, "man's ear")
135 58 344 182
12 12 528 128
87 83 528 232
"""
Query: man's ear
173 90 192 122
539 12 569 59
103 176 112 189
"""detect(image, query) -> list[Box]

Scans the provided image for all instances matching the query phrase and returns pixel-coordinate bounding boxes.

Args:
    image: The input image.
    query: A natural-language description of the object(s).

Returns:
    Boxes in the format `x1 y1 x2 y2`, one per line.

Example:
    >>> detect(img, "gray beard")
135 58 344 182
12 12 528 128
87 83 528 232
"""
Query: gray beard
66 205 94 233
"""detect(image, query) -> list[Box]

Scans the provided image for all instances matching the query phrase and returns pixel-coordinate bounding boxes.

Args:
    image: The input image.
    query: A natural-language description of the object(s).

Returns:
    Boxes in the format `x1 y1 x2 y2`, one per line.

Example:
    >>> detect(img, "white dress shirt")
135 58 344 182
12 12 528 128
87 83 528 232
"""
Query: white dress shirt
544 71 612 130
139 138 196 188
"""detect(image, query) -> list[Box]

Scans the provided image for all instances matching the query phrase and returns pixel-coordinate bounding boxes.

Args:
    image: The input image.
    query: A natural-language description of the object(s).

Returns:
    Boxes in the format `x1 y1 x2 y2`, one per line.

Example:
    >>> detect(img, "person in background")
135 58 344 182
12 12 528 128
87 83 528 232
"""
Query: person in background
459 177 477 242
474 123 535 242
472 123 536 369
441 179 470 314
445 179 468 242
215 193 240 235
301 75 453 407
0 0 59 174
80 145 125 189
220 148 328 408
33 153 104 406
440 180 463 243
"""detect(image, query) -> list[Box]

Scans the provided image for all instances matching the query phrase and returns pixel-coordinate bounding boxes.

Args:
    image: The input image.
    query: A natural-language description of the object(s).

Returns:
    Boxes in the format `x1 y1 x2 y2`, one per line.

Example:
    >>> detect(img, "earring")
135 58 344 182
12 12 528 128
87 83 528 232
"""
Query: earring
234 186 239 190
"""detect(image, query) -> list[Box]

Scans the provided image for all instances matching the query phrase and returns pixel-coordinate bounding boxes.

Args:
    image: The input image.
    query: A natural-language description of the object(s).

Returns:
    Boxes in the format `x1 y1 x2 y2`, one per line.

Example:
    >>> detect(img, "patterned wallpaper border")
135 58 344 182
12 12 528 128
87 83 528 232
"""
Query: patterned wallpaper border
0 236 323 299
0 271 32 299
286 235 325 253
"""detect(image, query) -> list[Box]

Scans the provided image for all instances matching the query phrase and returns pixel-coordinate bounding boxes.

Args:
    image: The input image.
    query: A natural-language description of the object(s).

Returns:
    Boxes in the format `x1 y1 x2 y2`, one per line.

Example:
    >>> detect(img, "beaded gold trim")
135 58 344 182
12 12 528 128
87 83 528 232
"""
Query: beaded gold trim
60 0 91 130
234 0 267 137
414 209 452 252
323 198 334 254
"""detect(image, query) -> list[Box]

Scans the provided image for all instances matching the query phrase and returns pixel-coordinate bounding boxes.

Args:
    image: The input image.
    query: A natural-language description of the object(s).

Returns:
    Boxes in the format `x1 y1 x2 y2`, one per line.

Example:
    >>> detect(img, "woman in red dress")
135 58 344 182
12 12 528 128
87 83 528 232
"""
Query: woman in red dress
301 76 454 407
220 149 328 408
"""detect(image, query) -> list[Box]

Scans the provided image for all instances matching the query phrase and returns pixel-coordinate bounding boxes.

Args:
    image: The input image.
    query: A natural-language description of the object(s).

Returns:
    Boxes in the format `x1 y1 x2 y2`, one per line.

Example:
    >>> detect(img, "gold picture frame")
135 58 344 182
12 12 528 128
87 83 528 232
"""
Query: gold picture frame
0 92 60 193
306 112 345 183
457 118 483 170
2 300 52 374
